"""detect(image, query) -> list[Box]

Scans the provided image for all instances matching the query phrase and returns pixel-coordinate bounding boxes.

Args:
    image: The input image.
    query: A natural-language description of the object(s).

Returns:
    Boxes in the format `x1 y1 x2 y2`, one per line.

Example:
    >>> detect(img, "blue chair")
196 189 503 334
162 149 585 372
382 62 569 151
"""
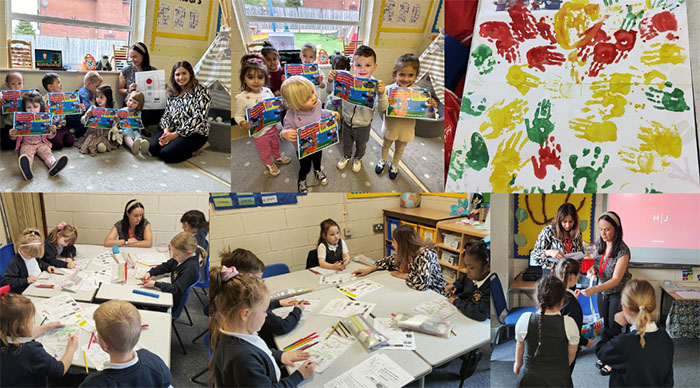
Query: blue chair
172 272 200 355
262 263 290 278
0 243 15 277
491 273 537 346
189 304 209 385
193 254 209 306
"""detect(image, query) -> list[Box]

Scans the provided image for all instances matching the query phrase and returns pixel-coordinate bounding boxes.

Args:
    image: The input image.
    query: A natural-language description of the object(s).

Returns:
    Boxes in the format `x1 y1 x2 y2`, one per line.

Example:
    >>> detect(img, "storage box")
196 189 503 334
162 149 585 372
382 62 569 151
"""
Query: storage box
441 250 458 266
442 267 458 283
443 234 461 250
386 218 401 241
401 221 419 232
419 226 436 243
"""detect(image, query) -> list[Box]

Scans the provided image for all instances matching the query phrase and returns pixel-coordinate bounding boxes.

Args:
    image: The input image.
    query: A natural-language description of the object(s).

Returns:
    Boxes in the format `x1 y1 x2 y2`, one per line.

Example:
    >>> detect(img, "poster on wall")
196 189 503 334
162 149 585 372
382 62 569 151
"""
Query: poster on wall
188 9 200 31
151 0 213 50
375 0 435 45
157 2 171 28
397 2 410 23
410 3 422 24
173 6 186 30
383 0 396 22
446 1 700 193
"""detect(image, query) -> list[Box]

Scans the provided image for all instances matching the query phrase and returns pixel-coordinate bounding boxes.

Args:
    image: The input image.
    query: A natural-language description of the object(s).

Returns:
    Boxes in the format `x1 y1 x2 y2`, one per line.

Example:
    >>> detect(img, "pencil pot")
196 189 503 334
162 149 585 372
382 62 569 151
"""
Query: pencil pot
342 314 388 350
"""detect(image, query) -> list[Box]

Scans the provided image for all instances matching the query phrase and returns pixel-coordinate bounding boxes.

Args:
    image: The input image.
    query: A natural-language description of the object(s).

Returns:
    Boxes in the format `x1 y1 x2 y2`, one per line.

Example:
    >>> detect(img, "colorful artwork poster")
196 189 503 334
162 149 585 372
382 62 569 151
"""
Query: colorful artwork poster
48 92 81 115
1 89 33 114
173 6 186 30
446 1 700 193
157 2 171 28
297 116 339 159
85 107 118 129
188 9 200 31
387 87 437 119
246 97 283 137
284 64 321 86
117 110 145 130
13 112 53 136
384 0 396 22
333 71 379 109
494 0 562 11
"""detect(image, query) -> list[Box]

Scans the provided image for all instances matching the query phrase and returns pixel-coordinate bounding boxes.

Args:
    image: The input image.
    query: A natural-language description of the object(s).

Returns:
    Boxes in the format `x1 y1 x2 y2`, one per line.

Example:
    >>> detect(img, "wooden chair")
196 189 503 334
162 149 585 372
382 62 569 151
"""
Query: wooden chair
7 39 33 69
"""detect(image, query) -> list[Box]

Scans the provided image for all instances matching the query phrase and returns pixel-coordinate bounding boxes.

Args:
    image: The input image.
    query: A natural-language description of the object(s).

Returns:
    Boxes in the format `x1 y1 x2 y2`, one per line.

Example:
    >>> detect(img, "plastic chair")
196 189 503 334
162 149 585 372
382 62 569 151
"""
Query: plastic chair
193 254 209 306
172 272 200 355
189 304 209 386
491 273 537 346
0 243 15 277
262 263 290 278
305 249 319 269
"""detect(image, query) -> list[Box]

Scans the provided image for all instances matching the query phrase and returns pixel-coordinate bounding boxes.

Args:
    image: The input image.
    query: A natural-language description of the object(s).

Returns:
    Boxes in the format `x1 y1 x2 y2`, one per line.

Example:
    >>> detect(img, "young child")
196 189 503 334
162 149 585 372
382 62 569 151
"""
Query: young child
41 222 78 269
120 91 149 155
280 76 339 193
234 54 291 177
42 72 80 150
1 228 57 294
141 232 205 308
1 72 25 151
78 84 117 156
262 41 284 96
9 91 69 180
554 258 593 373
0 293 79 387
327 45 388 173
376 53 437 179
324 52 350 114
79 300 172 387
513 275 579 387
299 43 326 93
220 248 304 349
209 265 315 387
447 240 490 322
596 279 674 387
316 218 350 270
181 210 209 278
77 71 103 110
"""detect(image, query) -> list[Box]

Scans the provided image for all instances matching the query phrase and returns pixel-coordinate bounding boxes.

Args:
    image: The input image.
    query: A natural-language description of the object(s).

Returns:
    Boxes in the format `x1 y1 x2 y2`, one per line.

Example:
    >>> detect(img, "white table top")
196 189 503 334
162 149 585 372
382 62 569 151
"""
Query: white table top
95 283 173 308
28 295 172 369
23 269 97 302
274 287 432 387
263 261 370 295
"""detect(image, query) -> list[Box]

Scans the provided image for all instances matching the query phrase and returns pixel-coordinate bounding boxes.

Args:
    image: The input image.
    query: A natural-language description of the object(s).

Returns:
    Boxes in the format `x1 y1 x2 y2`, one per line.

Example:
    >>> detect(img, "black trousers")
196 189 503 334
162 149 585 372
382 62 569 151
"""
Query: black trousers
598 291 622 341
149 131 208 164
1 125 13 150
299 152 322 181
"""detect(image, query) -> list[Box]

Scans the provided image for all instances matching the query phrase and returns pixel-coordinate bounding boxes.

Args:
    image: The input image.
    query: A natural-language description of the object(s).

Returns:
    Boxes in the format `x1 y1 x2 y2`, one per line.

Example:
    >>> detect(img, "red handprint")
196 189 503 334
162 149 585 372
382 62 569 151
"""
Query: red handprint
531 136 562 179
527 45 566 72
640 11 678 42
508 2 538 42
480 21 520 63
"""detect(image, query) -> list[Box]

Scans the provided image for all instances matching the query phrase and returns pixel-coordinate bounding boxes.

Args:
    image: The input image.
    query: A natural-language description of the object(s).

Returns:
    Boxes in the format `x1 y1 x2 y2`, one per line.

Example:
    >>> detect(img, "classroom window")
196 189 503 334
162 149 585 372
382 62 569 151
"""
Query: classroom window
236 0 364 55
9 0 134 69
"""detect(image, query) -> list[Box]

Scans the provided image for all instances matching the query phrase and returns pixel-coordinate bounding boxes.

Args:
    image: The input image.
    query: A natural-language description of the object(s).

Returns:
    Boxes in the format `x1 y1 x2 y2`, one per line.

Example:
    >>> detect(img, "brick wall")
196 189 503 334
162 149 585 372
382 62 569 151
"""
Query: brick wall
40 0 131 39
302 0 360 10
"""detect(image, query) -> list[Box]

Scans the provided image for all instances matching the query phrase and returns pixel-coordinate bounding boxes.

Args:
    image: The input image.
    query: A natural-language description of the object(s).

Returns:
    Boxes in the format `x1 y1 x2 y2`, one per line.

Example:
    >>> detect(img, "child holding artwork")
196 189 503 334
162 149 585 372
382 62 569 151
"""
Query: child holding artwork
262 42 284 96
317 218 350 270
1 72 25 151
234 54 291 177
120 91 149 156
513 276 579 387
42 72 80 150
0 293 80 387
41 222 78 269
280 76 340 193
324 52 350 114
554 258 593 373
447 240 490 322
140 232 205 309
376 54 437 179
209 265 315 387
327 45 388 173
79 300 172 387
1 229 58 294
73 71 104 138
299 43 326 92
353 225 448 295
220 248 304 349
77 84 117 156
9 91 69 180
596 279 674 387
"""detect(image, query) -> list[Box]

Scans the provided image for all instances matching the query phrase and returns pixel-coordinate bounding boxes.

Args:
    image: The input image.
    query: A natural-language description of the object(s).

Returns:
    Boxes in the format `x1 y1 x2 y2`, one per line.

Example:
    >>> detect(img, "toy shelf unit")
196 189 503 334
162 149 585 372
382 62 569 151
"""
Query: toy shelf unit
435 218 490 284
382 207 462 258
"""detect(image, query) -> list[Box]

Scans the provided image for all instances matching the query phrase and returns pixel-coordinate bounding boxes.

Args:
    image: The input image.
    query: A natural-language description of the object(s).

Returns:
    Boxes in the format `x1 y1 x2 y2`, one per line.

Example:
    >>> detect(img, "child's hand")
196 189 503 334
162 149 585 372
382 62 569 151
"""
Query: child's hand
281 350 310 366
39 321 65 335
239 120 252 131
299 360 316 379
614 311 628 327
79 104 85 111
428 98 437 108
279 297 297 307
333 262 344 271
586 338 595 348
281 129 297 141
318 73 326 89
66 333 79 352
274 91 281 97
377 80 386 94
327 70 336 83
85 110 93 118
142 272 151 281
446 284 456 295
332 112 341 121
352 268 371 277
27 276 37 284
141 280 156 288
128 83 138 93
292 301 306 312
0 98 5 105
49 125 57 134
9 129 18 136
48 266 57 274
448 295 457 303
388 97 396 105
66 261 76 269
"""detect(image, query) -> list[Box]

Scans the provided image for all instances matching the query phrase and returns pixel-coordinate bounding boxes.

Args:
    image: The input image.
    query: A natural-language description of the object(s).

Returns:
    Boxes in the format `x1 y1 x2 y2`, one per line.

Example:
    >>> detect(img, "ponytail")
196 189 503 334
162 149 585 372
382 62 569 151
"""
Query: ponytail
621 279 656 348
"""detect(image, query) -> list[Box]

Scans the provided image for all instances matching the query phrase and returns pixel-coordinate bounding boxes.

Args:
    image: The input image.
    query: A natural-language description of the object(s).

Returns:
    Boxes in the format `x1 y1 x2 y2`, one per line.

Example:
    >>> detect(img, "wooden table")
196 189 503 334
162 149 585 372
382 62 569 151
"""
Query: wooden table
383 207 462 228
509 277 536 307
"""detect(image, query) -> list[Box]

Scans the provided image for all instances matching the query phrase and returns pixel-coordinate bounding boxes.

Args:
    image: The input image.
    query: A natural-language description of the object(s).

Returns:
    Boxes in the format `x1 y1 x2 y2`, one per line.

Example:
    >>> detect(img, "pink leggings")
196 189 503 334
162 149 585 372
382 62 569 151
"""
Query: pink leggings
20 143 56 168
253 127 282 166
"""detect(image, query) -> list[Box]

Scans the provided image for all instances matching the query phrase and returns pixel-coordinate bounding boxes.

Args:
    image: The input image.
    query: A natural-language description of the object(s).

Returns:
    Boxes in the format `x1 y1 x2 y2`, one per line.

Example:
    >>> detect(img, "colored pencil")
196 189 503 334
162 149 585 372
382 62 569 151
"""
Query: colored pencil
53 271 64 276
141 324 149 328
40 316 48 325
283 332 317 351
326 323 340 339
83 351 89 373
451 330 457 337
299 341 318 351
35 285 54 289
88 332 94 349
338 321 350 337
308 268 321 275
286 336 317 350
136 261 148 266
337 288 357 299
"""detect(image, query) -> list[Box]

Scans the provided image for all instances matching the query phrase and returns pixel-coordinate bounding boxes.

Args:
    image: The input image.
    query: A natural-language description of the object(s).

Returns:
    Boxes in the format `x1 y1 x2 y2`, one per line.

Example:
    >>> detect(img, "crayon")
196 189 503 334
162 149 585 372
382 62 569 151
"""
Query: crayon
83 351 89 373
88 332 94 349
283 332 317 351
326 323 340 339
40 316 48 325
451 330 457 337
35 284 54 289
299 341 318 351
286 336 317 351
308 268 321 275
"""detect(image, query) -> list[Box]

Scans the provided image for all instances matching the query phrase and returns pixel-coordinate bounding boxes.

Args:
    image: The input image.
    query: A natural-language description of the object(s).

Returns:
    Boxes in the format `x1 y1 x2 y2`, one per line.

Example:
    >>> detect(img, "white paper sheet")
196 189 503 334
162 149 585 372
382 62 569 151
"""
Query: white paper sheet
135 70 167 110
310 266 339 276
293 328 355 374
411 298 459 319
676 291 700 299
35 294 90 330
271 297 321 320
39 326 81 361
318 299 375 318
323 353 414 388
373 317 416 350
336 279 383 299
320 273 356 285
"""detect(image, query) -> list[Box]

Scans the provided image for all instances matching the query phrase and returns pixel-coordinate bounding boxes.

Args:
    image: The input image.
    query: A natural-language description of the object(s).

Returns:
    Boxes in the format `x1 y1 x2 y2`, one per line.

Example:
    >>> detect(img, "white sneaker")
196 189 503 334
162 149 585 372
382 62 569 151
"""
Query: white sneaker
266 163 280 176
352 158 362 172
140 138 150 155
337 157 350 170
131 139 140 155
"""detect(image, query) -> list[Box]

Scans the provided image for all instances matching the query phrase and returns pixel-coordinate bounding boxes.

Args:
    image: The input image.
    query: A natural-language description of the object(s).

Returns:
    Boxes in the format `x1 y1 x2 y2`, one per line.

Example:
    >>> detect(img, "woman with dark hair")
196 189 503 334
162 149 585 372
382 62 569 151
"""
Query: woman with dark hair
582 210 632 376
103 199 153 248
118 42 162 133
530 203 585 275
148 61 210 163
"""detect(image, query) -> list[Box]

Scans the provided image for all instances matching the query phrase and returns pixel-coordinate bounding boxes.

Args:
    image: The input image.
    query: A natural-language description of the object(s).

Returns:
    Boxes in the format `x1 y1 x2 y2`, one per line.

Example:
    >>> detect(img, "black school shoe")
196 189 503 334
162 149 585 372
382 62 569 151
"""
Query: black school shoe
49 155 69 176
18 154 33 180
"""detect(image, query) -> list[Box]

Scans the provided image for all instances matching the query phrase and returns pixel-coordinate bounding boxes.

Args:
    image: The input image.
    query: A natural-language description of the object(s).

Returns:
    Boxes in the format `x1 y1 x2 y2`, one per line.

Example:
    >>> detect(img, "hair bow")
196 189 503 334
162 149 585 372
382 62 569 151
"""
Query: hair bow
58 222 67 230
221 265 239 282
247 58 263 62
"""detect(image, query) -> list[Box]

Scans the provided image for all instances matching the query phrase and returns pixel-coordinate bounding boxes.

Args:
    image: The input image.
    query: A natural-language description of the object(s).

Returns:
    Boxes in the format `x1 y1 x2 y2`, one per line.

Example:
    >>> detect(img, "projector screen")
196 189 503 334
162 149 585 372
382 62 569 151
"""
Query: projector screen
607 194 700 266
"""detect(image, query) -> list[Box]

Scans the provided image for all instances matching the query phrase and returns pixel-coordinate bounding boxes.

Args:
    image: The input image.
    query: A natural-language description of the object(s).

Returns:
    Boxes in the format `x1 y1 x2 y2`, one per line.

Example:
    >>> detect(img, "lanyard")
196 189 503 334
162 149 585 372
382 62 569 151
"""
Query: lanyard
564 238 571 254
599 251 612 276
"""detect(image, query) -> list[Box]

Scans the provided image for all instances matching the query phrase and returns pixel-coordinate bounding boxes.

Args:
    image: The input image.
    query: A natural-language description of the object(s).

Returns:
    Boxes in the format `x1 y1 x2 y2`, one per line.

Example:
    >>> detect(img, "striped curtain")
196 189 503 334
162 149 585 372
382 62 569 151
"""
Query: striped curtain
0 193 44 249
419 32 445 105
194 28 232 111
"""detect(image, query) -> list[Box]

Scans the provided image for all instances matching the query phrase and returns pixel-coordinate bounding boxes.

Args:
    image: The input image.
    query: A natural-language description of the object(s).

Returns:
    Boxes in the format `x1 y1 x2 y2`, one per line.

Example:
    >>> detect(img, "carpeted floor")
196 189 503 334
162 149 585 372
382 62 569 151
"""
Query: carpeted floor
406 344 490 388
169 288 210 387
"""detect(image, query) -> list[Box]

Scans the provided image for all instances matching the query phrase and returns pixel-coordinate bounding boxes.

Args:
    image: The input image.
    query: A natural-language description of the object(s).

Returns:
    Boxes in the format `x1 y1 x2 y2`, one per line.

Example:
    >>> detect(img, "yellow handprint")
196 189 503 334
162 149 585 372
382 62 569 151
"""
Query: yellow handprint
570 117 618 142
506 65 541 96
618 121 682 174
479 99 529 140
489 131 529 193
640 43 686 66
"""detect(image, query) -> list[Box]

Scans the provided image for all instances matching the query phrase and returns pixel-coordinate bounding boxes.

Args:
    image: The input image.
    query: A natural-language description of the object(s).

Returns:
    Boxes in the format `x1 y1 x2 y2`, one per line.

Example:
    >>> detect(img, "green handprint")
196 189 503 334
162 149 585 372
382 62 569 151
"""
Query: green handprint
551 179 574 193
465 132 489 171
603 0 618 6
645 81 690 112
569 146 614 193
471 44 497 75
524 99 554 145
461 93 487 117
621 5 645 31
649 0 685 10
645 187 663 193
448 147 466 181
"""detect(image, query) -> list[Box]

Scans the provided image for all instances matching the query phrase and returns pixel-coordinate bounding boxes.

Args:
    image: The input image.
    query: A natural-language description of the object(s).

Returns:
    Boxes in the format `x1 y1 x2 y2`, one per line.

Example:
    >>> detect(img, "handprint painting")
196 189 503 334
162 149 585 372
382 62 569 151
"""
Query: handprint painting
446 0 700 193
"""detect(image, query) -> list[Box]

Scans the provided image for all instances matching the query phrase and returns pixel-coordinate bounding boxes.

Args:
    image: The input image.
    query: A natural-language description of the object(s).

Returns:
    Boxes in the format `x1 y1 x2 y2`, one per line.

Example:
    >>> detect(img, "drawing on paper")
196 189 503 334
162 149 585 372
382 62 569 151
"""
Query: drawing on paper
383 0 396 23
397 2 410 24
173 6 186 30
188 9 200 31
157 3 171 28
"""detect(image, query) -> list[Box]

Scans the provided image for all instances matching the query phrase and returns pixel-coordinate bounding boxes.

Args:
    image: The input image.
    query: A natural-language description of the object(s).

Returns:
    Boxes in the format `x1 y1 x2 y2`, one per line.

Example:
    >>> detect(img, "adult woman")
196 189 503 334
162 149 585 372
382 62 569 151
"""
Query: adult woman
103 199 153 248
148 61 210 164
582 211 631 375
530 203 585 275
117 42 162 132
352 225 448 296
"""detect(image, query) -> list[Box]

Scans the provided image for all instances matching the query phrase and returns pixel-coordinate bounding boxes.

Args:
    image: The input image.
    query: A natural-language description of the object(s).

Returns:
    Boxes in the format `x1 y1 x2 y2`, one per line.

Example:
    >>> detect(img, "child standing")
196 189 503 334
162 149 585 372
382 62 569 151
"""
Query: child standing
327 45 388 173
78 84 117 156
141 232 205 309
262 42 284 96
1 72 25 150
280 76 339 193
120 91 149 155
9 91 69 180
1 229 57 294
299 43 326 93
234 54 291 176
447 240 490 322
596 279 674 387
376 54 438 179
209 265 315 387
79 300 171 387
0 293 79 387
42 72 80 150
554 258 593 373
180 210 209 278
41 222 78 269
316 218 350 270
324 52 350 114
513 276 579 387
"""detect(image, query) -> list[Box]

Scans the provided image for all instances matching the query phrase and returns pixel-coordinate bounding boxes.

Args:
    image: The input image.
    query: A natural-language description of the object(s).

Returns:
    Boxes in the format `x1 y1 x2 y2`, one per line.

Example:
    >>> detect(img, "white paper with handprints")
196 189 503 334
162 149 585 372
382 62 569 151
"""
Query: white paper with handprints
336 279 383 299
318 299 375 318
271 297 321 320
320 273 355 285
323 353 413 388
373 317 416 350
412 298 459 319
293 328 355 373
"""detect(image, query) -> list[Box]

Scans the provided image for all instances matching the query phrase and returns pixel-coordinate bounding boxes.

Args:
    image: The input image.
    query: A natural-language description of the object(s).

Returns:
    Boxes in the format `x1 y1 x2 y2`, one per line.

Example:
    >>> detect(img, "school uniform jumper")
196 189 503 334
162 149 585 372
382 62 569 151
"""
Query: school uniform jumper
1 253 50 294
561 288 588 373
0 338 65 387
283 101 334 182
148 255 199 309
259 300 302 349
452 274 490 322
316 239 348 264
374 247 449 296
234 87 282 166
41 238 76 268
593 241 632 339
79 349 171 387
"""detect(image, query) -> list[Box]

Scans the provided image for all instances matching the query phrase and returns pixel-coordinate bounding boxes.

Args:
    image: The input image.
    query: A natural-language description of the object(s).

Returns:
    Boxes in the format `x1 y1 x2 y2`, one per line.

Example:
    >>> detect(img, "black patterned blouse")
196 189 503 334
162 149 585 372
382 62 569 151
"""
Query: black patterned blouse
375 247 449 296
160 84 211 137
530 225 585 269
593 240 632 295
